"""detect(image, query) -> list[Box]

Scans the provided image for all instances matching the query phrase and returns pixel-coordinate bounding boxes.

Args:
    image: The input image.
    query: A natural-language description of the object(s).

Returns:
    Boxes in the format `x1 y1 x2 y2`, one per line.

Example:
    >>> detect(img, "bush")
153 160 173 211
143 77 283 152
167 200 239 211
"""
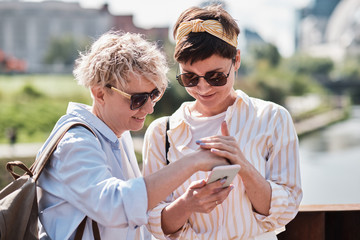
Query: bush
21 83 44 98
0 75 91 143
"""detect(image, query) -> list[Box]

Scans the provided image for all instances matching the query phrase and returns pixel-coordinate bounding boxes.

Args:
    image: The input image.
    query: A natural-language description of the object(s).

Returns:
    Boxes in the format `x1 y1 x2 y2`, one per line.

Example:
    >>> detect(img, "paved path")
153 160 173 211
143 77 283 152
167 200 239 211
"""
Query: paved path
294 109 346 135
0 142 44 159
0 137 144 160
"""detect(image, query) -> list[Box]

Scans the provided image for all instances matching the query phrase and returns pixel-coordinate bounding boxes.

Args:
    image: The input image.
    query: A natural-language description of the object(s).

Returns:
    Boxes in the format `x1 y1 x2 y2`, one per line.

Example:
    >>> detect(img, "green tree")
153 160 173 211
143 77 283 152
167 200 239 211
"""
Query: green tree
44 35 89 66
333 56 360 80
286 54 334 76
251 43 281 67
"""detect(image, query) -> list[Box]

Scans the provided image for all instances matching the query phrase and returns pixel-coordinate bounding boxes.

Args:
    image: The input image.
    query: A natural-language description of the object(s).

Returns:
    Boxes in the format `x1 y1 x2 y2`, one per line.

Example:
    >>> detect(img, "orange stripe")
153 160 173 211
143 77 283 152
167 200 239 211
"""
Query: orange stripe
285 118 291 187
208 211 215 240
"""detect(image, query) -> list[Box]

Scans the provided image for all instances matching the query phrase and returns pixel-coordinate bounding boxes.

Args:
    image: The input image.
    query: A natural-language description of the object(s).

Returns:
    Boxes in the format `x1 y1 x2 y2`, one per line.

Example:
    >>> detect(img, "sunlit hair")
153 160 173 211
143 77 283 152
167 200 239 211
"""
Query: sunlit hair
73 31 169 92
173 4 240 64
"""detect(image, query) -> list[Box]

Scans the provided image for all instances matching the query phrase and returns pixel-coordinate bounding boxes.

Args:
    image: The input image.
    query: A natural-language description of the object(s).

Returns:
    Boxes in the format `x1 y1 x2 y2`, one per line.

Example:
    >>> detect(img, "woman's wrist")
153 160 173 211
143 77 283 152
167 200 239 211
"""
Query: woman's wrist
181 152 203 172
237 159 256 180
162 195 192 235
177 195 193 216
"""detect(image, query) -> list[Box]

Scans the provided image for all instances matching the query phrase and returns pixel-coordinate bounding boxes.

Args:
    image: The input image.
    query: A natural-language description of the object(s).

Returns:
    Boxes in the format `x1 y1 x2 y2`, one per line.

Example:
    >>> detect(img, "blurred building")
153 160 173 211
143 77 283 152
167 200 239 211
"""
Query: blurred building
295 0 360 61
112 14 168 43
0 1 110 73
242 29 265 50
295 0 340 49
326 0 360 59
0 1 169 73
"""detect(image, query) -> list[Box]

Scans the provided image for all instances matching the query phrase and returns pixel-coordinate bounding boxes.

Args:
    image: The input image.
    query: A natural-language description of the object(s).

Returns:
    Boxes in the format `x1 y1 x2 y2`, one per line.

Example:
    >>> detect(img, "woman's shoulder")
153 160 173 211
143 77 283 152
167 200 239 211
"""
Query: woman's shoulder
46 115 100 152
57 123 100 152
148 116 169 128
233 90 292 121
146 116 169 136
235 91 289 113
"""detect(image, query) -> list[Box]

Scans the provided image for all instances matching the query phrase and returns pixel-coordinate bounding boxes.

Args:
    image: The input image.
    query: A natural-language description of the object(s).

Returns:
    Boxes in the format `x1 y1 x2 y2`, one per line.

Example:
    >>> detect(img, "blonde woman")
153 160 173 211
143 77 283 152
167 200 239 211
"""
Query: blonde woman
143 5 302 240
36 31 228 240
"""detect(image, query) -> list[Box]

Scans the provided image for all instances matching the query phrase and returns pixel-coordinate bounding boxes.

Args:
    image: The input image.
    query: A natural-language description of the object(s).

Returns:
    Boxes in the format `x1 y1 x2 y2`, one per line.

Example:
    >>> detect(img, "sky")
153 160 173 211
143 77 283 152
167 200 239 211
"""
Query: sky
23 0 313 56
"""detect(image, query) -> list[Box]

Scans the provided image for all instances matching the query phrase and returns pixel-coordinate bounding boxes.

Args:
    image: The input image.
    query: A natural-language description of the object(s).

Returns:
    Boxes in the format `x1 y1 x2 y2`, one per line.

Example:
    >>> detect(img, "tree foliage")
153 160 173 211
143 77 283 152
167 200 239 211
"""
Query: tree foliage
44 35 89 66
285 54 334 76
250 43 281 67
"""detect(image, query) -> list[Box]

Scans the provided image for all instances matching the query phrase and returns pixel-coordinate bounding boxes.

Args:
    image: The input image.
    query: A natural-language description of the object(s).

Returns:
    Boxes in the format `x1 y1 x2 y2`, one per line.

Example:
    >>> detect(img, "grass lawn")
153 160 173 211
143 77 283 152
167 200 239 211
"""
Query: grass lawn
0 74 92 143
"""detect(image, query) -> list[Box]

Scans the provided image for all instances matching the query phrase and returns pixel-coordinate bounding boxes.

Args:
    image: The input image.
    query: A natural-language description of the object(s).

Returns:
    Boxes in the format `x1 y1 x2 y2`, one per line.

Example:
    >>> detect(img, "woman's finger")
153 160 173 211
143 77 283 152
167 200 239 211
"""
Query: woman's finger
209 185 234 205
189 179 207 189
221 121 230 136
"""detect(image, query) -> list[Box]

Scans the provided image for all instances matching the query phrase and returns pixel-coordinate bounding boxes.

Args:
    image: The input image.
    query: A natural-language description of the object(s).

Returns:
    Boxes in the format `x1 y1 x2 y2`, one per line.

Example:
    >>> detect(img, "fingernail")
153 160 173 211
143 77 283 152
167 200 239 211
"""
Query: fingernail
230 185 234 190
200 143 206 146
196 140 201 144
220 178 227 184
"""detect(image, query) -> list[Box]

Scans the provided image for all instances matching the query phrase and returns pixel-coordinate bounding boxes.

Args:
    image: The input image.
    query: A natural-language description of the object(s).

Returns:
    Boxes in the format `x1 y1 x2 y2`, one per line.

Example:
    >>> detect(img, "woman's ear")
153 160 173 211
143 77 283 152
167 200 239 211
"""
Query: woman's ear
91 86 106 105
234 49 241 70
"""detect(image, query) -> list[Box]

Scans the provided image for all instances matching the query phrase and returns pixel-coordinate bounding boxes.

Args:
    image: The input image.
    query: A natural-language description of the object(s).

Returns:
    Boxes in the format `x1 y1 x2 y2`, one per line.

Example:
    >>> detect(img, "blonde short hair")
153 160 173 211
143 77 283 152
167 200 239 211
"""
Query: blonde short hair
73 31 169 91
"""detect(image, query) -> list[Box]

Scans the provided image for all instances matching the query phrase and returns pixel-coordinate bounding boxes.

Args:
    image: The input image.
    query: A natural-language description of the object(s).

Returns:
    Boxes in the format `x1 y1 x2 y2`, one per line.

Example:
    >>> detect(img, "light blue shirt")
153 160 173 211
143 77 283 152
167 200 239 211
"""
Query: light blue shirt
37 102 149 240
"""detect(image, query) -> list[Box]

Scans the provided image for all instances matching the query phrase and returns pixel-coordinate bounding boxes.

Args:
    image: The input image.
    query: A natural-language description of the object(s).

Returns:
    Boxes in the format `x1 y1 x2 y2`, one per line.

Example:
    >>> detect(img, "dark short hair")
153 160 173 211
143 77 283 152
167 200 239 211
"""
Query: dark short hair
173 5 240 64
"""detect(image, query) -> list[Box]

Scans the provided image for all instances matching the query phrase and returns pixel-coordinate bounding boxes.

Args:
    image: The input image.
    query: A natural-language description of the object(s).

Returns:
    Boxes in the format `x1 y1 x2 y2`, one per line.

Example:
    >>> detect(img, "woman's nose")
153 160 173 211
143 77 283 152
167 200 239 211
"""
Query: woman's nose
140 97 155 114
196 77 212 90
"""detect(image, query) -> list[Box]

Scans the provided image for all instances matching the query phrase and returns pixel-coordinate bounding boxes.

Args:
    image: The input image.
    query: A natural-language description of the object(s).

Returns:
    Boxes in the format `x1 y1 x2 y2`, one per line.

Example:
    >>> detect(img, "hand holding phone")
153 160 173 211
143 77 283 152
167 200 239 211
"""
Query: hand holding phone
206 164 241 187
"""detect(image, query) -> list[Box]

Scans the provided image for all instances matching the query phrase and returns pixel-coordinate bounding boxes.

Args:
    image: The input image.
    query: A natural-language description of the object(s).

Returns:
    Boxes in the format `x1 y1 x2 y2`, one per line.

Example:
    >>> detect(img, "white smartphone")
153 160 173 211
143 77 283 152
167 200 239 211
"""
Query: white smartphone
206 164 241 187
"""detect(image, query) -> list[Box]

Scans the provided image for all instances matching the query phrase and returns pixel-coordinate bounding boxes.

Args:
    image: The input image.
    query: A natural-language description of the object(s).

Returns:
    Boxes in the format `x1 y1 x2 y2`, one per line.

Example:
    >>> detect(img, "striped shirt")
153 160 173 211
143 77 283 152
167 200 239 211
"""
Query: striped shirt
142 90 302 240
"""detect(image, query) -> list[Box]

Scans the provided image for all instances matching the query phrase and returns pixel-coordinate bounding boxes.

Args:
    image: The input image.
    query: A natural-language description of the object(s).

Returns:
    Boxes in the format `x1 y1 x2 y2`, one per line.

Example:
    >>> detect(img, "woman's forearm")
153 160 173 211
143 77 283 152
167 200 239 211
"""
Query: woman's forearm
144 156 197 210
240 165 271 215
161 197 192 235
144 149 228 210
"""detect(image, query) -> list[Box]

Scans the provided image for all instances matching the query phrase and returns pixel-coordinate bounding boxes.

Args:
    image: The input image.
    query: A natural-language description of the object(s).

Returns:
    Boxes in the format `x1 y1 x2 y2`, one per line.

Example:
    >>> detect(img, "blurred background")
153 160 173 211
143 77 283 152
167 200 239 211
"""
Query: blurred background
0 0 359 217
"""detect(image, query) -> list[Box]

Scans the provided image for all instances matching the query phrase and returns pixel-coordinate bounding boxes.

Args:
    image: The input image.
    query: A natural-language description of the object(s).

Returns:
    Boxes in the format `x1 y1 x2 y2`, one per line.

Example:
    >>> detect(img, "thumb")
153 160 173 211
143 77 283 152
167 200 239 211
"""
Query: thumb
189 179 207 189
221 121 230 136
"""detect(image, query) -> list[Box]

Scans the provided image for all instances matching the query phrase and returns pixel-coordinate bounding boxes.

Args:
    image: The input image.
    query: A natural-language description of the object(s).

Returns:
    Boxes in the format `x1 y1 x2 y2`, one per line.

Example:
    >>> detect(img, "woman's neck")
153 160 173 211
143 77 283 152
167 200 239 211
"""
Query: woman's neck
191 90 237 117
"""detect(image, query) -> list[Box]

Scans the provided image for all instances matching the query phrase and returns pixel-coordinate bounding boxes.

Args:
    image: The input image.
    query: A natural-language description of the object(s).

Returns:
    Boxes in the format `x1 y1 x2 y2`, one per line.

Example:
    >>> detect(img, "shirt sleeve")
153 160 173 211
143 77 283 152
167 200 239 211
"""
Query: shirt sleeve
142 117 179 239
254 106 303 231
44 125 148 229
148 211 201 240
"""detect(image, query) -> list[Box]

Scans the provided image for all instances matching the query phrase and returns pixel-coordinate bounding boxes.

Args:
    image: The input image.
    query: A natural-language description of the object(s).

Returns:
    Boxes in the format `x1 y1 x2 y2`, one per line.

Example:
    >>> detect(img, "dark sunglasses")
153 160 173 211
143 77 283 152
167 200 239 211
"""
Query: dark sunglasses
176 60 234 87
106 84 162 110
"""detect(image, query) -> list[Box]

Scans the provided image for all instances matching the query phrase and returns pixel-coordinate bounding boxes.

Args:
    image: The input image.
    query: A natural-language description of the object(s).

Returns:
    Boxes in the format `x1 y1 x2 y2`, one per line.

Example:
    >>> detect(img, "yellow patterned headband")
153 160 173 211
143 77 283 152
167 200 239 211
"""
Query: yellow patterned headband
175 19 238 48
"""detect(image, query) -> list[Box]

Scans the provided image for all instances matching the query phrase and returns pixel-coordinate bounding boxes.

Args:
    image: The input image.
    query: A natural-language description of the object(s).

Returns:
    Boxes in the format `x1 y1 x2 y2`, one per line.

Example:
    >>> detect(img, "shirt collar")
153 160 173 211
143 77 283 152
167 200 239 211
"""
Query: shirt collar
66 102 119 144
170 90 247 128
